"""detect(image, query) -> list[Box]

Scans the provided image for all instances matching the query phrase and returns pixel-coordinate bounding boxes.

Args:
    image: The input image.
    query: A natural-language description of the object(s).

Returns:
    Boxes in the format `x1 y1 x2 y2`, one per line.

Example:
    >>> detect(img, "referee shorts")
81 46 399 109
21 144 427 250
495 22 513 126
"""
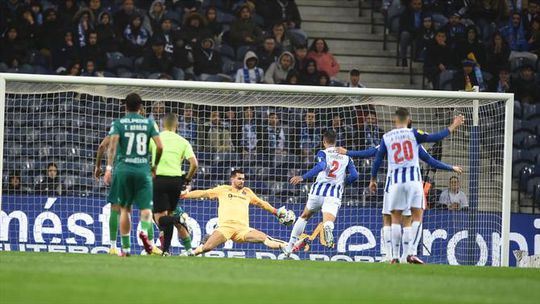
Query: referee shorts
153 176 184 213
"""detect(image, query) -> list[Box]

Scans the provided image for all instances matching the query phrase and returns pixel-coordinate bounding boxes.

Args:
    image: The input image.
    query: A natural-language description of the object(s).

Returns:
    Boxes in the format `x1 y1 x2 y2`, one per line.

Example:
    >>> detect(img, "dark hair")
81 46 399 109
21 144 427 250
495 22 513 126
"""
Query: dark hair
125 93 142 112
323 129 337 144
450 176 459 182
350 69 360 76
395 107 410 121
231 169 244 177
309 38 329 53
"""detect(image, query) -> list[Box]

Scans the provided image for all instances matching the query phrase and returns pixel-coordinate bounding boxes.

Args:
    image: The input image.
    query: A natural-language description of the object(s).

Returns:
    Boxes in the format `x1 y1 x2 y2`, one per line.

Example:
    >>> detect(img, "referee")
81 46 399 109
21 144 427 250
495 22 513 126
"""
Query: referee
151 113 198 256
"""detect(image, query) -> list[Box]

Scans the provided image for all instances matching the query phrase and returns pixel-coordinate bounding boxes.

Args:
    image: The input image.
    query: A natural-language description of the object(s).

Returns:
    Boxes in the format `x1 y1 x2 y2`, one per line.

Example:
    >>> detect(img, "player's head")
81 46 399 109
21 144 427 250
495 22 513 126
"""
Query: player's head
125 93 142 112
163 113 178 131
394 107 411 127
449 176 460 192
323 129 337 147
230 169 245 189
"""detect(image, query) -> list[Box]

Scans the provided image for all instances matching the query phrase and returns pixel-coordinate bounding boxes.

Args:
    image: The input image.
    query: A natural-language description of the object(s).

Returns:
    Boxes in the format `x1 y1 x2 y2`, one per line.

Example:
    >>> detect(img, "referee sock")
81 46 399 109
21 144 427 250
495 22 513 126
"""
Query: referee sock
391 224 401 260
287 217 307 252
401 227 412 261
121 234 131 253
410 221 422 256
109 209 120 247
158 216 176 253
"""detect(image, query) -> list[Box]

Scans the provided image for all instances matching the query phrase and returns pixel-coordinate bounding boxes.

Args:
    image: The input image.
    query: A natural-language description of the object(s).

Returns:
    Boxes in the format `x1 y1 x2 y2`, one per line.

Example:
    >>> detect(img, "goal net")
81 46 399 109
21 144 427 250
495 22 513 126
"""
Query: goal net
0 74 513 266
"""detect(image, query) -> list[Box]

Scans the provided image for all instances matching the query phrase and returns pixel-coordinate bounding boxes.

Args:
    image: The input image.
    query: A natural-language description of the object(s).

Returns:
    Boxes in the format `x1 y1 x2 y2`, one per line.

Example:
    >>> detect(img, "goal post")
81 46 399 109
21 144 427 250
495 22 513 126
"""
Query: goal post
0 73 513 266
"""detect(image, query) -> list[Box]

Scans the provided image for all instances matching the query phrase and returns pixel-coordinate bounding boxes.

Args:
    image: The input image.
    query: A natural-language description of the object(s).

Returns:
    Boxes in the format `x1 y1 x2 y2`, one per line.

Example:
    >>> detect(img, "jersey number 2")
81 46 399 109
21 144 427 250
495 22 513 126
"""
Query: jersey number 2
328 160 339 178
391 140 413 164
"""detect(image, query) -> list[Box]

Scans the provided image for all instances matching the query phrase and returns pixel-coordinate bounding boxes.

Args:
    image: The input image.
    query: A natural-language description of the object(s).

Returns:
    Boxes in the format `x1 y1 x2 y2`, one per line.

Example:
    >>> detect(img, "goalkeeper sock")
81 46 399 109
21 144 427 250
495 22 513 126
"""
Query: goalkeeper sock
121 234 131 253
391 224 401 260
382 226 391 259
181 237 192 250
410 221 422 256
287 217 307 251
402 227 412 261
109 209 120 247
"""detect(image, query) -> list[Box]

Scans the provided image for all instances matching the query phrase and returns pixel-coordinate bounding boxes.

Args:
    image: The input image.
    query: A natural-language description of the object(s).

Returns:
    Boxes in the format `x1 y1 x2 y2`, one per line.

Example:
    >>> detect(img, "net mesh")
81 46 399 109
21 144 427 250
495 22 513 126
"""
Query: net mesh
1 80 508 265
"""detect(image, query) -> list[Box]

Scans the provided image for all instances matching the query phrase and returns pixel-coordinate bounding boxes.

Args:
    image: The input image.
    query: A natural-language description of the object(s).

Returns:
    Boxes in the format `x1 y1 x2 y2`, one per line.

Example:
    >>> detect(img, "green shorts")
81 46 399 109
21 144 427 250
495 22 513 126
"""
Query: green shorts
112 168 153 210
106 175 119 206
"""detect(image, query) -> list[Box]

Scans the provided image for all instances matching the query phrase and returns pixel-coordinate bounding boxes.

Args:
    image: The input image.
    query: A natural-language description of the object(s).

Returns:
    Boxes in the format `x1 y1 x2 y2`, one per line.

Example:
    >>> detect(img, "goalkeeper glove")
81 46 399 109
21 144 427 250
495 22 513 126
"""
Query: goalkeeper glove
275 206 287 219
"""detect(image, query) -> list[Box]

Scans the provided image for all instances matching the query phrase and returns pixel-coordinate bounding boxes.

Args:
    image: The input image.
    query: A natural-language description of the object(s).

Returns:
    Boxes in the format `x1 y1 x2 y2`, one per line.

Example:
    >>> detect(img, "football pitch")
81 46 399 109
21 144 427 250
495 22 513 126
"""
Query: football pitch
1 252 539 304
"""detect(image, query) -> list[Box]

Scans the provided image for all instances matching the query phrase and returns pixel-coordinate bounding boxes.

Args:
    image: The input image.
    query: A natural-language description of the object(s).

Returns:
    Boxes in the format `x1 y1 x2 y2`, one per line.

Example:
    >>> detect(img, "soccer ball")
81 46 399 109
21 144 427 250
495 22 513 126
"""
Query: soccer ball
279 209 296 226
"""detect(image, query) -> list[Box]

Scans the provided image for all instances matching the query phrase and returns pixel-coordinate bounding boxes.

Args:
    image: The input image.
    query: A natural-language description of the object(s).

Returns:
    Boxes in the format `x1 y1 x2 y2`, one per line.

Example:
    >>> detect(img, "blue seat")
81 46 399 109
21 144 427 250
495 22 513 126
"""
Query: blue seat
514 130 532 148
523 104 540 120
513 160 532 177
519 165 536 190
219 44 235 60
526 177 540 197
514 101 522 119
523 135 539 148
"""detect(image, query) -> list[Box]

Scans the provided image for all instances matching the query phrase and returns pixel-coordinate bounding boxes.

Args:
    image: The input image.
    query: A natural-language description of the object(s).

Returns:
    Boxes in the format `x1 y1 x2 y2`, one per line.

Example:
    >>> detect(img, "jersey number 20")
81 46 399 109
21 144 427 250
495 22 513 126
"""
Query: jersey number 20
391 140 413 164
125 132 147 156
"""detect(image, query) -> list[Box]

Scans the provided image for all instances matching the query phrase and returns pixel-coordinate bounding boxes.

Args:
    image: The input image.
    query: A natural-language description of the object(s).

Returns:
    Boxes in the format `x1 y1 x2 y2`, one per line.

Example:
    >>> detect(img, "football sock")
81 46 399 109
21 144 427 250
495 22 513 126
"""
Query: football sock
391 224 401 260
402 227 412 260
181 237 192 251
121 233 130 253
140 220 152 237
158 216 176 253
382 226 391 259
410 221 422 256
148 222 155 245
287 217 307 251
109 208 119 246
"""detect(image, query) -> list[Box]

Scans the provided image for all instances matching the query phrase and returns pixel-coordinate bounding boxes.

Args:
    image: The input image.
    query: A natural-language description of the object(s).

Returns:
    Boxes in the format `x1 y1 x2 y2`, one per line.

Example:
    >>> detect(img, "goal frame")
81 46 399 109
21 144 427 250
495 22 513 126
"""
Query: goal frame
0 73 514 266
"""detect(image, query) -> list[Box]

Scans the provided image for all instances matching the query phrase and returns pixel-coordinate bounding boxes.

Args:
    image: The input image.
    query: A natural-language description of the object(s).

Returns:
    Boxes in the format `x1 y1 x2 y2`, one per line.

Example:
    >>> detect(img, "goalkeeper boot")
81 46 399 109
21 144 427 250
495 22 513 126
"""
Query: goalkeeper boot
323 225 335 248
151 246 163 256
108 247 119 256
406 255 425 264
138 231 153 255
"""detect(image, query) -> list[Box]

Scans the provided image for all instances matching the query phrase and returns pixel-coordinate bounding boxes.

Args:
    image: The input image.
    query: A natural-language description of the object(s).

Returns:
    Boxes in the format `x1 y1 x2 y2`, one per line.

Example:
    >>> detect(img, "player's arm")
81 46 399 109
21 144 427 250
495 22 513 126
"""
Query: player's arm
183 142 198 186
345 159 359 185
247 188 288 220
337 146 378 158
369 140 387 192
103 134 119 185
94 135 110 179
181 186 221 199
290 150 326 185
414 115 464 143
419 145 463 173
152 135 163 168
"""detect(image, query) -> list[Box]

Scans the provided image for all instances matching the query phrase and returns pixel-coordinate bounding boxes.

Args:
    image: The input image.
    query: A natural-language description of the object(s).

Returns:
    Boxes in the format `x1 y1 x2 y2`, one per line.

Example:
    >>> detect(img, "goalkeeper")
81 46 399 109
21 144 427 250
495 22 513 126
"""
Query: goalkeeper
181 169 289 255
150 113 198 256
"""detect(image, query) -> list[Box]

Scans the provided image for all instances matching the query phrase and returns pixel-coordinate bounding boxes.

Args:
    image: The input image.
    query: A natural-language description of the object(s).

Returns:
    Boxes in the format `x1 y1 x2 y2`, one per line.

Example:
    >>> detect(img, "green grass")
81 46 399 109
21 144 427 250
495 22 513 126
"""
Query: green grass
1 252 539 304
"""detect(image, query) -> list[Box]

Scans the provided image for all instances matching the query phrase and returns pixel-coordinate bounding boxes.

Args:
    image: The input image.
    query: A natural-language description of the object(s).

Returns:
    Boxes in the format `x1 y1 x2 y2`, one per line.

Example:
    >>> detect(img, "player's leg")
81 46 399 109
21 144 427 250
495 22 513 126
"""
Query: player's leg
390 210 403 263
173 207 194 256
119 206 132 257
284 196 320 255
134 172 161 255
193 230 228 255
405 182 425 264
115 171 132 256
401 215 412 262
381 214 392 262
243 229 286 249
109 204 120 255
321 197 341 248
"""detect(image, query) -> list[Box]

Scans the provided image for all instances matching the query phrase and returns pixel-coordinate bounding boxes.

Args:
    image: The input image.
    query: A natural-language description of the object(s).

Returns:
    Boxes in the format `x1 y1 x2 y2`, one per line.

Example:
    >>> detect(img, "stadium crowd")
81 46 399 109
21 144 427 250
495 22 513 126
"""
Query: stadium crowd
0 0 362 86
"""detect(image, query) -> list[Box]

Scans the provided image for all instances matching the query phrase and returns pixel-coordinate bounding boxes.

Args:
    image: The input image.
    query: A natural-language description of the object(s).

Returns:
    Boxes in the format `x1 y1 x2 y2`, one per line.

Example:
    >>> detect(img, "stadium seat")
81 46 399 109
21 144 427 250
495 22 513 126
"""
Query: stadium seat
514 130 532 148
523 104 540 120
513 160 531 177
514 100 522 118
519 165 536 191
526 177 540 197
522 135 539 148
219 44 235 60
510 56 537 72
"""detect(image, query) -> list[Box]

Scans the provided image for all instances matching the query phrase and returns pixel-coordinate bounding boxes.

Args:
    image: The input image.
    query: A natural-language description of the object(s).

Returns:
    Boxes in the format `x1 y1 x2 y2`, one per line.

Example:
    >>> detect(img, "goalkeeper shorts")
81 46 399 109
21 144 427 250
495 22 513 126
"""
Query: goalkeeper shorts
216 225 253 243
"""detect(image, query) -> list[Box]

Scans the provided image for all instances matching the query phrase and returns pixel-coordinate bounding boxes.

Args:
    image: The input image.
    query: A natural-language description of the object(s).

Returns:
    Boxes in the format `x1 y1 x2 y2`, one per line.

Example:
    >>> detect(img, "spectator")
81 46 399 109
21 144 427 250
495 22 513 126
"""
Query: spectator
179 13 210 48
456 25 486 67
264 51 295 84
52 30 79 73
416 14 435 61
260 112 287 155
330 114 353 148
488 65 514 93
256 36 280 71
452 59 480 91
398 0 424 66
486 32 511 75
141 38 173 79
307 38 340 78
18 7 39 49
205 6 223 38
513 64 540 103
29 1 43 26
114 0 148 37
528 16 540 55
235 51 264 83
147 0 166 33
201 110 234 153
439 176 469 210
87 0 106 18
500 12 529 53
258 0 302 29
80 30 106 71
358 111 383 149
81 58 99 76
67 61 82 76
37 9 64 56
229 4 263 48
318 71 330 86
424 30 454 89
179 104 198 144
346 69 366 88
240 107 259 153
443 11 466 51
272 22 297 52
172 39 193 80
122 14 149 58
298 110 321 157
58 0 79 28
293 44 308 71
73 8 95 48
284 70 299 85
299 59 319 85
193 37 225 81
37 162 62 196
0 25 32 73
149 100 165 129
523 0 540 31
223 107 241 150
154 18 180 56
8 171 21 192
96 11 119 53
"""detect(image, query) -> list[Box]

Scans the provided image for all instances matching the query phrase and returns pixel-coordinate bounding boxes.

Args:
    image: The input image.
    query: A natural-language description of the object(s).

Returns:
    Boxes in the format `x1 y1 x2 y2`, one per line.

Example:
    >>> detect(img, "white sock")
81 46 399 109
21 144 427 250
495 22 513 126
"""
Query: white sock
410 221 422 256
287 217 307 251
401 227 412 261
382 226 391 259
391 224 401 260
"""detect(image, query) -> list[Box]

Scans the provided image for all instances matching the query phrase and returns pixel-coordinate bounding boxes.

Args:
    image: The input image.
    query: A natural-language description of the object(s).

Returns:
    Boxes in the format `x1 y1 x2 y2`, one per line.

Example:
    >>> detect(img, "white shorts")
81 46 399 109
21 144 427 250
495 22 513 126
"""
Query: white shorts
306 195 341 217
382 181 423 215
